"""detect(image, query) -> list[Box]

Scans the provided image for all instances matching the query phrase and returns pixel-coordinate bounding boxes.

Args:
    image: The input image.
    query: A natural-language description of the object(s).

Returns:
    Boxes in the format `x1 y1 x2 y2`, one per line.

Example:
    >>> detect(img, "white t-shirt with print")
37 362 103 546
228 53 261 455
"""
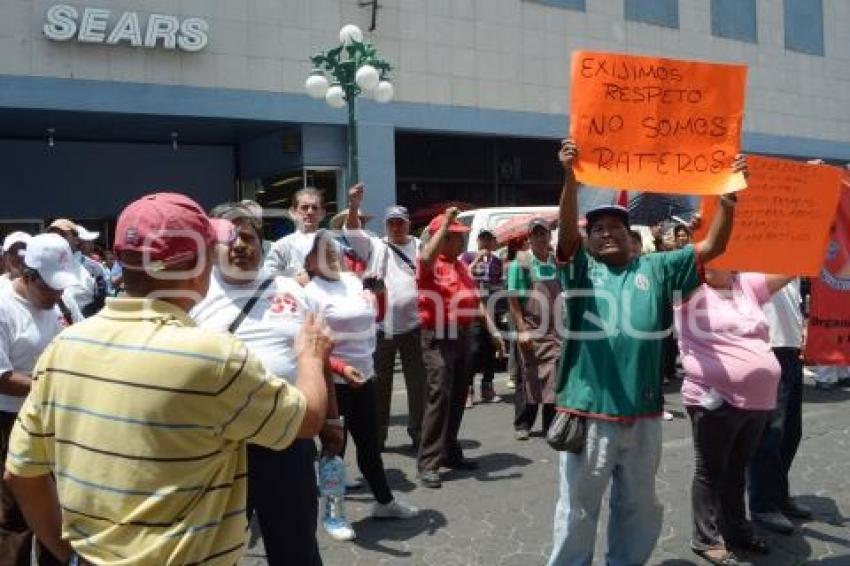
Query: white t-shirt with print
304 273 377 383
191 270 307 383
0 287 83 413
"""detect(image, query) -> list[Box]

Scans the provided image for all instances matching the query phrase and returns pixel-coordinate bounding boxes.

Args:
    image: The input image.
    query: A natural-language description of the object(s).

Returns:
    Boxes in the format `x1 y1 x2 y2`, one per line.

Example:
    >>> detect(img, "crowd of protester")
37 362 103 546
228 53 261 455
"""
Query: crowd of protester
0 140 846 565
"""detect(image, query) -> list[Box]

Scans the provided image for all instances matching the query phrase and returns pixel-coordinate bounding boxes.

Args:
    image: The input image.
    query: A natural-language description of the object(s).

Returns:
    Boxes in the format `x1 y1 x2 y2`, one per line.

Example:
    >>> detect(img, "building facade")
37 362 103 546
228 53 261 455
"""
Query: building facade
0 0 847 239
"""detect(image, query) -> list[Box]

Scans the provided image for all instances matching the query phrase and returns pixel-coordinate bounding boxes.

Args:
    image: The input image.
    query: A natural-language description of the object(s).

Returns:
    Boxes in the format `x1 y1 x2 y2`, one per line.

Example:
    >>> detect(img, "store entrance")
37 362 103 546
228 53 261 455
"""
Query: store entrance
240 167 344 241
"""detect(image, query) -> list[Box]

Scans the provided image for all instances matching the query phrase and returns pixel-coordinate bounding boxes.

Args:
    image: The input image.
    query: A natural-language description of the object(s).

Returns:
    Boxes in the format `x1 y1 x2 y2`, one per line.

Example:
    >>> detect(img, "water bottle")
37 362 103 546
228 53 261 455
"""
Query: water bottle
318 455 346 499
318 455 351 538
699 388 724 411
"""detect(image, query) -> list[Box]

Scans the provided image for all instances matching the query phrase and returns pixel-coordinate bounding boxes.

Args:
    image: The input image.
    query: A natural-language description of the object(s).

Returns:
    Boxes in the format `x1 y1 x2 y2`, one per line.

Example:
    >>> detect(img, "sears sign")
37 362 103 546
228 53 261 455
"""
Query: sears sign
43 4 209 52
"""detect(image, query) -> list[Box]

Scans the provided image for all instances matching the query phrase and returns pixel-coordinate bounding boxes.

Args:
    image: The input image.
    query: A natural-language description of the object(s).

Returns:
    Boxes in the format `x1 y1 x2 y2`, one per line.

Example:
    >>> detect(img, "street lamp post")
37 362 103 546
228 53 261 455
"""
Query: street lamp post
305 24 394 187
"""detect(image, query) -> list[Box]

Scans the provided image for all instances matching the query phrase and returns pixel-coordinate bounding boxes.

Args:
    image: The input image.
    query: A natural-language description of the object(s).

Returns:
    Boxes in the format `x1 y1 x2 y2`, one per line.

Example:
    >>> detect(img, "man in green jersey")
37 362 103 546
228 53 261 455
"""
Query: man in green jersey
548 139 745 565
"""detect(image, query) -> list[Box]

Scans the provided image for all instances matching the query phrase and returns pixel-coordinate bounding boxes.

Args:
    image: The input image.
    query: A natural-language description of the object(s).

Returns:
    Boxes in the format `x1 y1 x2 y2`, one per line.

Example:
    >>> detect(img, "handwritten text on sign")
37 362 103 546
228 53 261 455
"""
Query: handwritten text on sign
694 155 843 276
570 51 747 195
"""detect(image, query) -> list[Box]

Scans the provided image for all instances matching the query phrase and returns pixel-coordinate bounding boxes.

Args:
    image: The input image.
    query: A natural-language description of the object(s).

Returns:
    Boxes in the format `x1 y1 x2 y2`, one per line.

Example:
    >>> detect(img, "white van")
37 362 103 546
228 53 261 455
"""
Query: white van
456 206 559 252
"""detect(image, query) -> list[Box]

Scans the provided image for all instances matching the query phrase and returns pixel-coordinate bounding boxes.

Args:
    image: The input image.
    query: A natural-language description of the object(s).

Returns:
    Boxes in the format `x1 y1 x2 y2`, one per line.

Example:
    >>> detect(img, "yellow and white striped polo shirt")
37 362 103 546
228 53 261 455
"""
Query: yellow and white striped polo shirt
5 297 306 565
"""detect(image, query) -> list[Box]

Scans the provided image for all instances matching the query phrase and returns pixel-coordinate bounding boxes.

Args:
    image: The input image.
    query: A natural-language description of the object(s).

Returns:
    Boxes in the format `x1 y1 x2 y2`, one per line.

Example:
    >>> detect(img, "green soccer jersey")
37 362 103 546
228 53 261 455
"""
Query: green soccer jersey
556 245 701 418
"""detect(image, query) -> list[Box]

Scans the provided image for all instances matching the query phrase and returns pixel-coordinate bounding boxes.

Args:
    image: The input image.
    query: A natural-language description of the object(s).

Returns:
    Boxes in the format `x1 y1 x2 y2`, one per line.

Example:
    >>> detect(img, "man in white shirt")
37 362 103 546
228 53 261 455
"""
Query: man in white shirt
264 187 330 282
0 233 82 565
193 204 338 566
0 232 31 292
748 279 812 534
343 186 425 451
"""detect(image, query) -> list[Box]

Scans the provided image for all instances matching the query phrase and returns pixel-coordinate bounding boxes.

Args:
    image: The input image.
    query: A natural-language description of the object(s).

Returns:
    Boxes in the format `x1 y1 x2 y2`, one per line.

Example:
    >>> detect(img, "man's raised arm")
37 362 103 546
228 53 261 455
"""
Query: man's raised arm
695 154 748 263
557 139 581 261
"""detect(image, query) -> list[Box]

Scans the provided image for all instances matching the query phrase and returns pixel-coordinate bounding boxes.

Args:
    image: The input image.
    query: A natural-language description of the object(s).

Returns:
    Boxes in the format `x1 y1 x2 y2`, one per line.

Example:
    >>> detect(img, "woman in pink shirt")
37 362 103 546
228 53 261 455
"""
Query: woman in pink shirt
675 269 794 565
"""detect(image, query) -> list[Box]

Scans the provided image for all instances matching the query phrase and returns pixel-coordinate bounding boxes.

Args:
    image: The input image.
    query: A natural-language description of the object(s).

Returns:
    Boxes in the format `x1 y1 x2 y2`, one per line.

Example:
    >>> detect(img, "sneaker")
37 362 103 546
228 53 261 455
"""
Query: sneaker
481 383 501 403
322 515 356 541
418 469 441 488
663 411 674 421
346 476 363 489
752 511 795 534
515 429 530 441
371 499 419 519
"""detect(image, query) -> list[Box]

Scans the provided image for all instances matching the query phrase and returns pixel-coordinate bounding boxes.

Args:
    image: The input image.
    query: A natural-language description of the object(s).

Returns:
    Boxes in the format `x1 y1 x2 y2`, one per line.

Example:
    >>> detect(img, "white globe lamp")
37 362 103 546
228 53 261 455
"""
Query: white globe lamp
339 24 363 46
373 80 394 103
325 84 347 108
355 64 380 91
305 71 330 99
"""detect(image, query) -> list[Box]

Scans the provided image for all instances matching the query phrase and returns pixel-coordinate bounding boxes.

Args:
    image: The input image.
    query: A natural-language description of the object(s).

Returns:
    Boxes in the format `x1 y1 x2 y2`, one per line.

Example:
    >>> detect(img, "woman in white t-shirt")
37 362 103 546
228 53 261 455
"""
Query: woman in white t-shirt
304 230 418 539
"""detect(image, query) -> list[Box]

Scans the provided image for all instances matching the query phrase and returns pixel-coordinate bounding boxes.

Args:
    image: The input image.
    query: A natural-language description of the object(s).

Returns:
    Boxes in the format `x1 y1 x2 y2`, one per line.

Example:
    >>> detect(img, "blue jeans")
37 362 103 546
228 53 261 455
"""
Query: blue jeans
548 418 663 566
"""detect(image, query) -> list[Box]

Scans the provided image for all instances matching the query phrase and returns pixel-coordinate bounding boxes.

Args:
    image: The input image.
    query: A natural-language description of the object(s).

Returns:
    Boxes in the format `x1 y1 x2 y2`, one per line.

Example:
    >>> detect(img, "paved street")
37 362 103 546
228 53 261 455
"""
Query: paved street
242 373 850 566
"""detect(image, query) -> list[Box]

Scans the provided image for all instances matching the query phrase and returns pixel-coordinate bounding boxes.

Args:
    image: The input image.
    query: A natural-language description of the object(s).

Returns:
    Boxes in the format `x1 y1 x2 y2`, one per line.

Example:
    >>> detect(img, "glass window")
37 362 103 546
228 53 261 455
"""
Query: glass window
624 0 679 29
711 0 757 43
533 0 585 10
784 0 824 56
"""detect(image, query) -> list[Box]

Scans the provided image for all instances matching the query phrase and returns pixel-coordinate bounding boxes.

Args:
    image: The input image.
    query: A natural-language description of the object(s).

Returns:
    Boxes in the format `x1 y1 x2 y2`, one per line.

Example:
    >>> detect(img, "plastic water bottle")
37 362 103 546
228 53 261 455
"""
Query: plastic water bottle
318 455 355 540
699 388 724 411
318 455 346 499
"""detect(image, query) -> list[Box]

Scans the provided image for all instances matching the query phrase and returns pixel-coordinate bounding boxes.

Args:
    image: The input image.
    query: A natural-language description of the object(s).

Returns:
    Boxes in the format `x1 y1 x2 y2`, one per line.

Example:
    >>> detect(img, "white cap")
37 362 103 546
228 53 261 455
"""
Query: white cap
76 225 100 241
23 234 78 290
2 231 32 253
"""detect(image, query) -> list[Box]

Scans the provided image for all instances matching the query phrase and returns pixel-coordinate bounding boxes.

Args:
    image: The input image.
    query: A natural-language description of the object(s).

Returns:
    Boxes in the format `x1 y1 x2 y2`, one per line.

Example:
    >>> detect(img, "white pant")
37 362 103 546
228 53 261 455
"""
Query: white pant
548 418 663 566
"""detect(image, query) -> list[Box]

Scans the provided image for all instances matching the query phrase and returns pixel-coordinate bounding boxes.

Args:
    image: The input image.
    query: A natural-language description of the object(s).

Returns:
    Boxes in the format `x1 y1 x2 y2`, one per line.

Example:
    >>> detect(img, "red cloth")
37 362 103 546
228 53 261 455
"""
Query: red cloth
805 186 850 365
416 255 479 331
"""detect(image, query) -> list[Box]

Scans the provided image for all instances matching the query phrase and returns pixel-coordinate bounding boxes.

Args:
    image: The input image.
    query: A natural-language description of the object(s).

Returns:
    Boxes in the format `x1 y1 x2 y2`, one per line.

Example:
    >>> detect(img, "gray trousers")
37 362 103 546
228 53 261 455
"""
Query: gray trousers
374 327 426 448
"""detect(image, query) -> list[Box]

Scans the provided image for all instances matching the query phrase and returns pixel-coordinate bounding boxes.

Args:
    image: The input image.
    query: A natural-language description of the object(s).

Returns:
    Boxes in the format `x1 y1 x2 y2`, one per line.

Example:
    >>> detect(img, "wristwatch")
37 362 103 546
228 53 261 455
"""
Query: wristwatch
325 417 344 428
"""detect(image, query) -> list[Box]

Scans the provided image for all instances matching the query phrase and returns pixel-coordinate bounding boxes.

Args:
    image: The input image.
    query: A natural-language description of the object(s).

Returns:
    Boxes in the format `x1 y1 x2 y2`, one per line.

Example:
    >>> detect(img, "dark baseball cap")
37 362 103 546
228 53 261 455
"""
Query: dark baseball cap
585 205 630 229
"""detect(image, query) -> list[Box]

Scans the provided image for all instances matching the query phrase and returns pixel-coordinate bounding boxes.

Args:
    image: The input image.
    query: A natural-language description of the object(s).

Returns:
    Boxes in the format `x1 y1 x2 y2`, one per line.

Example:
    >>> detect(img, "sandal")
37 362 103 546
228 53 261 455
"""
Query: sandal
693 548 739 565
729 535 770 555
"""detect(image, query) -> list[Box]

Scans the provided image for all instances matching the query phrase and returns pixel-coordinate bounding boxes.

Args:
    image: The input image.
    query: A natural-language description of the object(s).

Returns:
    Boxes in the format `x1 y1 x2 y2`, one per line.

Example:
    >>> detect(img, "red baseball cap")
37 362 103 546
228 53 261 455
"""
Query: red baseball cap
114 193 216 270
427 214 471 235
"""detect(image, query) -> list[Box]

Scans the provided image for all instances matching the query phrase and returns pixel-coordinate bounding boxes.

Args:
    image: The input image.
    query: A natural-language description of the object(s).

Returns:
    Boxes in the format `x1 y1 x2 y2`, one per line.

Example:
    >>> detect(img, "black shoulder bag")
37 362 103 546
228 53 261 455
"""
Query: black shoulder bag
228 277 274 334
385 241 416 272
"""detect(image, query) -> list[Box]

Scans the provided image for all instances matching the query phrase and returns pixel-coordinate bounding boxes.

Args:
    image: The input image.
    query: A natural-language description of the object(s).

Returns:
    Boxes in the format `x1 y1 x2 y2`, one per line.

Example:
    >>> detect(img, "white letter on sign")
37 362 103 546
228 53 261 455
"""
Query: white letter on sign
144 14 179 49
107 11 143 47
77 7 111 43
44 4 78 41
178 18 209 52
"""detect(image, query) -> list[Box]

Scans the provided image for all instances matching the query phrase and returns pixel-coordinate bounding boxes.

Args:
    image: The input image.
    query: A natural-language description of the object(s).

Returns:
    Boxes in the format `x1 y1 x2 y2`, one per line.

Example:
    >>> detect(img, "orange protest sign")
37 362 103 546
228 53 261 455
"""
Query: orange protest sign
570 51 747 195
693 156 844 276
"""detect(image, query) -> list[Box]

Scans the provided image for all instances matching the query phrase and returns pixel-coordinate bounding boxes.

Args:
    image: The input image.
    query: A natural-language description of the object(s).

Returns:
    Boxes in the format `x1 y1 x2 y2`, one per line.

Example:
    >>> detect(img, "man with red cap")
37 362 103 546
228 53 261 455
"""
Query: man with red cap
416 207 504 488
4 193 335 565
